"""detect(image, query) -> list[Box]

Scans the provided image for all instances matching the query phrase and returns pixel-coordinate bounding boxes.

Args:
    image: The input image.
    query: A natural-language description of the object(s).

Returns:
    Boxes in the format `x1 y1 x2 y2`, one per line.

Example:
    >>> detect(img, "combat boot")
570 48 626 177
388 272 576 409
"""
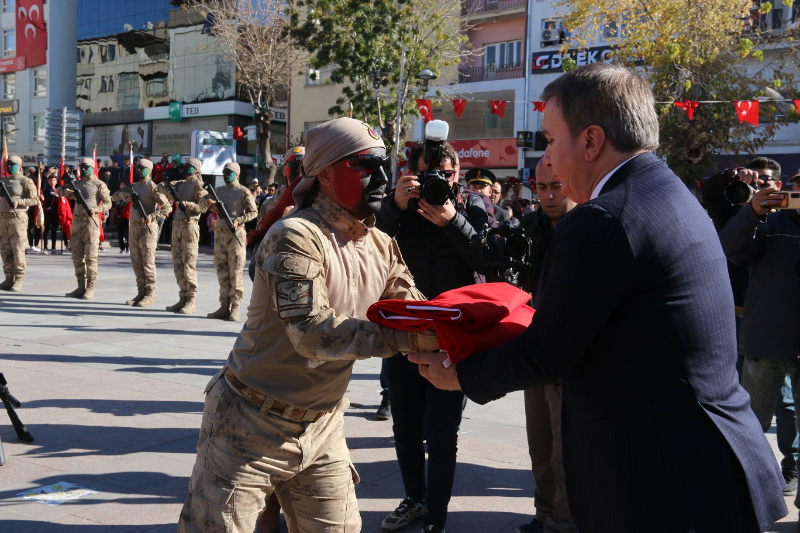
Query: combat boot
134 289 155 307
126 287 145 306
65 279 86 298
177 296 196 315
9 277 22 292
207 302 230 320
227 303 241 322
0 275 13 290
81 280 95 300
166 297 186 312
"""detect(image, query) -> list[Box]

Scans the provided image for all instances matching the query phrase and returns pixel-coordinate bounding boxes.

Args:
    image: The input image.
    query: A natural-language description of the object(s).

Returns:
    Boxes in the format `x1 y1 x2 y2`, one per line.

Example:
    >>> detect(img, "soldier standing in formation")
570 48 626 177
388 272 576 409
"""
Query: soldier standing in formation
158 157 207 314
205 162 256 322
58 157 111 300
111 158 172 307
0 155 38 291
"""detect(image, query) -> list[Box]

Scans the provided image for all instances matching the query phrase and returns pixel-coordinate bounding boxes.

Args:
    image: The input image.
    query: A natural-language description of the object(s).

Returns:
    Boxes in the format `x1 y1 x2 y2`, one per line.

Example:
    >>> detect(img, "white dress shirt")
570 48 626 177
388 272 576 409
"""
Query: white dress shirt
590 157 636 200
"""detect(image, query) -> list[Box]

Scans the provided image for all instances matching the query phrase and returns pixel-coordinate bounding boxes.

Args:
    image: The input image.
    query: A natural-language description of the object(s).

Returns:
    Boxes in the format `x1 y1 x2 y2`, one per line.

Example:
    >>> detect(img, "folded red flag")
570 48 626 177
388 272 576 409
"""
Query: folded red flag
368 283 534 363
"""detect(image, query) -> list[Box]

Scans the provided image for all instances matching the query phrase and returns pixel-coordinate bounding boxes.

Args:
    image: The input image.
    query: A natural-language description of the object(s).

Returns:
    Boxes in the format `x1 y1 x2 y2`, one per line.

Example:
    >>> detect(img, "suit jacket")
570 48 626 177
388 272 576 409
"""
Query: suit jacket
457 152 786 532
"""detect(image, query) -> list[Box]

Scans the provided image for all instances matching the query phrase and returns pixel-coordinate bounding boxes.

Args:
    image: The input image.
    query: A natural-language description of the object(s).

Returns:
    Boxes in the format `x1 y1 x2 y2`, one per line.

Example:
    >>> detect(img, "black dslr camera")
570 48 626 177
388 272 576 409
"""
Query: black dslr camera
471 223 532 287
723 168 760 204
413 120 454 207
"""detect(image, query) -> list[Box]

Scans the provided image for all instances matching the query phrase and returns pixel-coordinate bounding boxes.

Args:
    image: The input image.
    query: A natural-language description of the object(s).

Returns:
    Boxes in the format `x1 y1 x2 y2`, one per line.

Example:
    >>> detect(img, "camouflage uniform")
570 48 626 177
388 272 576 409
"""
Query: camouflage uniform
111 159 172 307
58 158 111 300
205 163 257 322
157 158 207 314
0 156 38 291
178 193 437 533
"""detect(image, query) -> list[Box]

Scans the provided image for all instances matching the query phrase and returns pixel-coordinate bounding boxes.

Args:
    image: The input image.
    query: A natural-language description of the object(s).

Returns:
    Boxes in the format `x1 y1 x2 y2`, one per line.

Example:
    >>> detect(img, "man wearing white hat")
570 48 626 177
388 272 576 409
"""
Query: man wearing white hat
0 155 38 291
178 118 439 533
158 157 208 314
58 157 111 299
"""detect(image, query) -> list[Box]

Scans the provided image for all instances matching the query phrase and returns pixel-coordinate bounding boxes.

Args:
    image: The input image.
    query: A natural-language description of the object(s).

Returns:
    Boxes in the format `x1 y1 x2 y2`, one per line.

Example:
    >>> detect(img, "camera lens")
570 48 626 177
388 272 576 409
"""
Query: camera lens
505 234 529 259
725 181 755 204
421 177 451 206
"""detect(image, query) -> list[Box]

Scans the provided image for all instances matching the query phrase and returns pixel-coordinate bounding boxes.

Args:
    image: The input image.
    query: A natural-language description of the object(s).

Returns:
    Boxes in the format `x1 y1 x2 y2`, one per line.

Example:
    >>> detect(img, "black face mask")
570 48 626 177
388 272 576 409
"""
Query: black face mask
335 149 390 219
80 165 93 176
136 166 150 180
223 170 236 184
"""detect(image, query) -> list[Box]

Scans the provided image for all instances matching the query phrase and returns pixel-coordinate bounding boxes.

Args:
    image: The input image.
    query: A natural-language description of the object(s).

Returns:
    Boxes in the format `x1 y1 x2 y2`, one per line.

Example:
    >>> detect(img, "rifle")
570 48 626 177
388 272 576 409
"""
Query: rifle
0 180 19 219
128 185 152 234
63 174 99 227
164 177 187 214
204 183 242 246
0 373 33 466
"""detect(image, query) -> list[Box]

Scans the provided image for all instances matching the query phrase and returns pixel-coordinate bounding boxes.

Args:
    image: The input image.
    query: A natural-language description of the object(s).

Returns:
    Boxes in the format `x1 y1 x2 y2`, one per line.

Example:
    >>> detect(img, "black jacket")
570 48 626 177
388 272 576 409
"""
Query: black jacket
720 204 800 362
518 208 555 297
376 185 488 298
457 153 786 532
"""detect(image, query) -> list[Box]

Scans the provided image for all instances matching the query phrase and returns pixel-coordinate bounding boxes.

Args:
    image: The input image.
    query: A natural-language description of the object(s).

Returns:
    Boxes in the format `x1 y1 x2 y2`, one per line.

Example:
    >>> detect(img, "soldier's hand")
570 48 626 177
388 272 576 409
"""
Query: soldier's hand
395 173 421 211
408 352 461 391
232 220 238 229
417 199 457 227
409 329 439 352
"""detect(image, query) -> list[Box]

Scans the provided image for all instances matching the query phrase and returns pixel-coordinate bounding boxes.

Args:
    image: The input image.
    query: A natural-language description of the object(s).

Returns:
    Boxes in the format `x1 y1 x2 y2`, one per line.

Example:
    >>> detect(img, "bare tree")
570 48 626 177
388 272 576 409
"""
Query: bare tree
185 0 306 183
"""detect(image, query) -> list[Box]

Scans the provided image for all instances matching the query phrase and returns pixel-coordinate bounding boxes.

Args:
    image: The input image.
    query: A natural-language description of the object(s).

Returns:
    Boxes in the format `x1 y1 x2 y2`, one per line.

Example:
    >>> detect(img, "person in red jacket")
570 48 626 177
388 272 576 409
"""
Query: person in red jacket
153 153 170 184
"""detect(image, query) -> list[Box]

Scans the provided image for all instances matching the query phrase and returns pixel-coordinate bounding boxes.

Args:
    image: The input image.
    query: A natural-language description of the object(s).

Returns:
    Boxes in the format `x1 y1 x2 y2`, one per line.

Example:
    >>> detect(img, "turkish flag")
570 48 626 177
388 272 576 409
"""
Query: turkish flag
58 197 73 240
453 99 466 118
733 100 759 126
490 100 506 119
532 101 546 112
794 100 800 112
416 99 432 123
674 101 699 121
16 0 47 69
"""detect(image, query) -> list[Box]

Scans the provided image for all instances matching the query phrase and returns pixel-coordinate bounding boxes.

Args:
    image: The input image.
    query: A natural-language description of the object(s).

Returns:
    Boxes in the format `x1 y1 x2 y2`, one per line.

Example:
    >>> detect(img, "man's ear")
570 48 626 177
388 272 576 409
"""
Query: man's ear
317 165 334 187
582 125 606 163
776 181 783 189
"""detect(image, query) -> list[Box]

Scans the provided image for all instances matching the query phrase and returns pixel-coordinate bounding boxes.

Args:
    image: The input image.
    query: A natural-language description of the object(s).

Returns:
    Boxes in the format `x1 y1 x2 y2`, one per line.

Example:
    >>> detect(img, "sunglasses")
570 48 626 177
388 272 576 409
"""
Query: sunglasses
339 154 391 176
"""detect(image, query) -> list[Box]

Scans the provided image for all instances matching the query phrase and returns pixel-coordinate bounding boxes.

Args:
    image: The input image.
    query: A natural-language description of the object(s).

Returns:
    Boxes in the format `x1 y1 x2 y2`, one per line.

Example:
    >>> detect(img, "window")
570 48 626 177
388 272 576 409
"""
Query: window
107 44 116 62
100 76 107 93
33 69 46 97
77 47 81 63
306 63 333 86
3 73 15 99
33 114 45 143
108 75 115 92
304 121 325 137
541 19 571 48
3 29 15 57
2 0 13 14
3 115 16 144
146 78 168 97
484 40 522 69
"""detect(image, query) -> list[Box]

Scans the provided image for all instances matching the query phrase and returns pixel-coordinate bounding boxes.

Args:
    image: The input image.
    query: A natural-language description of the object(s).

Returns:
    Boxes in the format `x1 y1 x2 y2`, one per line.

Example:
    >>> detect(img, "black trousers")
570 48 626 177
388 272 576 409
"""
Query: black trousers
116 218 129 251
44 212 59 250
386 353 464 528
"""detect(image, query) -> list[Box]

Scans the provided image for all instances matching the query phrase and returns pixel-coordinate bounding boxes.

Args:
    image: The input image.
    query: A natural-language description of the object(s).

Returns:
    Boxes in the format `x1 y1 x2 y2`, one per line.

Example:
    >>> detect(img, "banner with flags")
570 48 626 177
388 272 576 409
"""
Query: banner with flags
674 101 699 121
416 99 433 123
532 101 546 112
490 101 506 119
453 99 466 118
733 100 759 126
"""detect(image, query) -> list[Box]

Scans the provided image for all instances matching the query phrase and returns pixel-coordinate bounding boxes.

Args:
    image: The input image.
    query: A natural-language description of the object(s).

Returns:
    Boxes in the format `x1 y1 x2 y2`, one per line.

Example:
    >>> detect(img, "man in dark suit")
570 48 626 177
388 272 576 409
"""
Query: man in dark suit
409 63 786 532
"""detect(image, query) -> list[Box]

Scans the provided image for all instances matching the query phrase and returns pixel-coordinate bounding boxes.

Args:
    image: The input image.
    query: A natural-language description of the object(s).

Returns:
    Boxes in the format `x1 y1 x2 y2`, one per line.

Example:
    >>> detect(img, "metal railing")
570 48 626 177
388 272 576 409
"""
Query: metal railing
462 0 525 15
458 63 523 83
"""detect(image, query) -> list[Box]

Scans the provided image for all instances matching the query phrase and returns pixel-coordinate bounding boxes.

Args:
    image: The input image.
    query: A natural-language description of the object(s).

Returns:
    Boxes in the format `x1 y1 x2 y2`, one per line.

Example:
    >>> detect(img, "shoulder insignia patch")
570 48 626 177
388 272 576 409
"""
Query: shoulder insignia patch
275 279 314 319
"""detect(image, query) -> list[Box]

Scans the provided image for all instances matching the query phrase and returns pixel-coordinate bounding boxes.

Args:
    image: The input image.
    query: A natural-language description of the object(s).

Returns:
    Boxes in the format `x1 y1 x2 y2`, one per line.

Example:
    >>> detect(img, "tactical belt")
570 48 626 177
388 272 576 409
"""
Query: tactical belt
173 218 199 226
224 368 327 423
216 225 241 234
131 219 154 227
74 215 94 221
0 211 21 218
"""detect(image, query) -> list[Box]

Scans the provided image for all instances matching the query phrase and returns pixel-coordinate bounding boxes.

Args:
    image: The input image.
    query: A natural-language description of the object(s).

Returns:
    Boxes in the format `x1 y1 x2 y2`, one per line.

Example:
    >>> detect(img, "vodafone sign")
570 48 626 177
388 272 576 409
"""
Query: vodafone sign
404 138 518 168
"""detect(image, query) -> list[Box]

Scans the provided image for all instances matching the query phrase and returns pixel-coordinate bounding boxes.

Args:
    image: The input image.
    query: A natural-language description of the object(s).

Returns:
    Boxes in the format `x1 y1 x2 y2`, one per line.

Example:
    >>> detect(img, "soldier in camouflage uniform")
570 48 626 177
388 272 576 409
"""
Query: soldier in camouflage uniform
158 157 207 314
58 157 112 300
111 158 172 307
205 162 257 322
178 118 439 533
0 155 39 292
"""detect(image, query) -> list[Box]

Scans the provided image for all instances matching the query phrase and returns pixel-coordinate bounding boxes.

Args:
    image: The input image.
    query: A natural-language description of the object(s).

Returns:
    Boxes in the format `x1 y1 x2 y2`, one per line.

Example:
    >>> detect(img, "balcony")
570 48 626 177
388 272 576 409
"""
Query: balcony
462 0 525 15
458 63 523 83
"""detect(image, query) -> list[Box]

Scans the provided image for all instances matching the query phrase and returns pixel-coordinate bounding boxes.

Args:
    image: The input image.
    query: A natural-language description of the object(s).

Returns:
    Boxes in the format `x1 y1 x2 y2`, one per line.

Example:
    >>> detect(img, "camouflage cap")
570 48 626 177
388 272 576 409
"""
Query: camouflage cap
223 162 240 176
7 155 22 166
186 157 202 172
138 158 154 171
79 157 95 168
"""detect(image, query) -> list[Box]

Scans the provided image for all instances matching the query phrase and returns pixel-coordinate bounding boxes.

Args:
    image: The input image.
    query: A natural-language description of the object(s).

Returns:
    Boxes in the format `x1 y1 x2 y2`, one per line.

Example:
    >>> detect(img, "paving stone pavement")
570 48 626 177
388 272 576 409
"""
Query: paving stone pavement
0 246 797 532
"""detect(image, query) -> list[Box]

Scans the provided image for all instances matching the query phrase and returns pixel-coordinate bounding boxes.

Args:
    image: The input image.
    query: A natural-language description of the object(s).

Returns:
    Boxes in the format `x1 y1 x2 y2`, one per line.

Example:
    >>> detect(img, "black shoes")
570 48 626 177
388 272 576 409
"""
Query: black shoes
376 394 391 420
515 518 545 533
783 468 798 495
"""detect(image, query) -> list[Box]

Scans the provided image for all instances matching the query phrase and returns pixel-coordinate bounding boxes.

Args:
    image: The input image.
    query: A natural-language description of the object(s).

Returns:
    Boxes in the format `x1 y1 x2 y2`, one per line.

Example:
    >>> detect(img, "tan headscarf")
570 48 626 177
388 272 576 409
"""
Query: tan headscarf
292 118 384 207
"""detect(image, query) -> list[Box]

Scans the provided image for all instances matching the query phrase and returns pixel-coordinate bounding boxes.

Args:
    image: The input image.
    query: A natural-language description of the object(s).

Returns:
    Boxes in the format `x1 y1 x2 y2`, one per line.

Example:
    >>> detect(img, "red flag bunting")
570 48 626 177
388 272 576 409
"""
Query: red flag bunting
531 101 546 112
129 143 134 184
93 144 97 174
416 99 433 123
794 100 800 112
733 100 759 126
673 101 699 121
16 0 47 69
453 99 466 118
490 101 506 119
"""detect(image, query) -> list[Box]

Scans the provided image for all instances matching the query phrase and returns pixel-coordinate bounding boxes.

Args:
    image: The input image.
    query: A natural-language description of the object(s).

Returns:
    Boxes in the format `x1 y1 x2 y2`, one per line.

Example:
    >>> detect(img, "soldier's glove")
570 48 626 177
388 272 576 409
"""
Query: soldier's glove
408 329 440 352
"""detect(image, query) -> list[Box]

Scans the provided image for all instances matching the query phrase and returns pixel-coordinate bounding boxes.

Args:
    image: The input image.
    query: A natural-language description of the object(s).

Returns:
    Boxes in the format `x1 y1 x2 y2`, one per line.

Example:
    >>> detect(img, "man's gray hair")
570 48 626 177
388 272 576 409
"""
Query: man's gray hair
541 63 659 153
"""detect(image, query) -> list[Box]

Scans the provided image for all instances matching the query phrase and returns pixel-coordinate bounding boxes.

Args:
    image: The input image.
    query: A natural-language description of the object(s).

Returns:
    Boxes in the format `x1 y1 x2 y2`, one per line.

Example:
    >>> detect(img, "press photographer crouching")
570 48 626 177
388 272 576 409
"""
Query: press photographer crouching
375 120 489 533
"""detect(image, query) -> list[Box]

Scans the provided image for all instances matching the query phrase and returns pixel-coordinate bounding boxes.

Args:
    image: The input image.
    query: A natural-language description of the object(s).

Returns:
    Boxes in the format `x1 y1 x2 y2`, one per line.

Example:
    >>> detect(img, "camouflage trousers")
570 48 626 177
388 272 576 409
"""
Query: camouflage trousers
70 217 100 282
213 226 246 306
0 212 27 278
129 219 159 291
178 370 361 533
171 221 200 298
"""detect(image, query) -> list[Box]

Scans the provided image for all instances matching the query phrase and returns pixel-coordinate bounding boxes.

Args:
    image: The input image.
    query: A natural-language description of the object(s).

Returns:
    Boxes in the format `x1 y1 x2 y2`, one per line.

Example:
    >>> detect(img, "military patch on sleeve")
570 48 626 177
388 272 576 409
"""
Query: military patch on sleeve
275 279 315 319
263 252 319 279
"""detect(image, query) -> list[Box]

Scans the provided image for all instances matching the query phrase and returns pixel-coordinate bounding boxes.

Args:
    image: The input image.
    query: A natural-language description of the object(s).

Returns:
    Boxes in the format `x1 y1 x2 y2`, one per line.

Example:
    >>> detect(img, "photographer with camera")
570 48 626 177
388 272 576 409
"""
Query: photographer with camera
719 169 800 508
702 157 799 495
376 121 488 533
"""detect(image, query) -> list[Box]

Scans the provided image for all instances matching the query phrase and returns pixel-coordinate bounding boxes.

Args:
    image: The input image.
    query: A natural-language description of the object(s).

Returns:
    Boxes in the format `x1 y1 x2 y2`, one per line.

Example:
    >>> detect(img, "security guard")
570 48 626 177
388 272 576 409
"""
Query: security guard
111 158 172 307
0 155 38 291
58 157 112 300
158 157 207 314
466 167 505 226
178 118 439 533
205 162 257 322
